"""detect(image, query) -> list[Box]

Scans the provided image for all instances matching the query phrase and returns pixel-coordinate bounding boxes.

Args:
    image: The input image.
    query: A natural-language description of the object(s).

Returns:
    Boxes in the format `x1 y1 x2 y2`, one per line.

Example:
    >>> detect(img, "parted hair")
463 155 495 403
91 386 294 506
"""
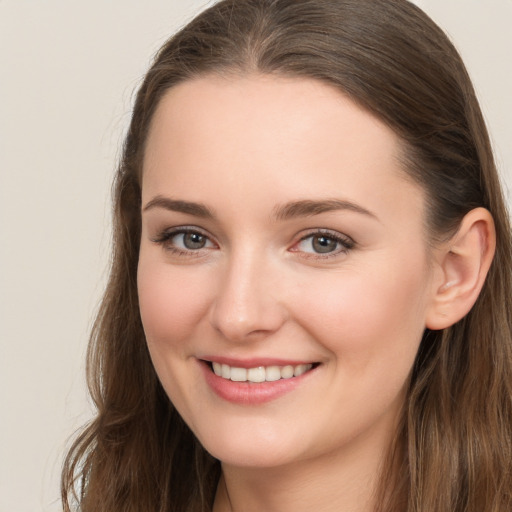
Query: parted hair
62 1 512 510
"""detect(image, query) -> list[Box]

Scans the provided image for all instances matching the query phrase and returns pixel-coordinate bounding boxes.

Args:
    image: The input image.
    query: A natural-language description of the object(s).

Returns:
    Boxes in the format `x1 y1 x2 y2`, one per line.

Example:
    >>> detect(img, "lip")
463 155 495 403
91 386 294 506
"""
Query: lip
203 356 315 368
198 358 319 405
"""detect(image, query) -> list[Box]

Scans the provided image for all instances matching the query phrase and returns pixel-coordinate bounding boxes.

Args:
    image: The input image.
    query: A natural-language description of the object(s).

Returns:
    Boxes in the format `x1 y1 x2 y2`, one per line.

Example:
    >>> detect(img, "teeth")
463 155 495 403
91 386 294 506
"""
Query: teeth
247 367 266 383
265 366 281 382
294 364 309 377
211 362 313 382
230 367 247 382
281 365 294 379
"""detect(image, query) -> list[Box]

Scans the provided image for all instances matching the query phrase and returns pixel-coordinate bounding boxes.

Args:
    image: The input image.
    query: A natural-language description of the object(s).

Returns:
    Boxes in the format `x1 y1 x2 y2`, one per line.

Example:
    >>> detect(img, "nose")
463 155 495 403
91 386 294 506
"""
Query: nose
209 250 288 343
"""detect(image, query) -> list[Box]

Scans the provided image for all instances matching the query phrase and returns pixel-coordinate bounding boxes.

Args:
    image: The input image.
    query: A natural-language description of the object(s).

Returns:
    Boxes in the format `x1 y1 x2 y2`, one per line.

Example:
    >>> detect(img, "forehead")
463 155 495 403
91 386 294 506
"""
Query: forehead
144 75 397 173
142 75 424 229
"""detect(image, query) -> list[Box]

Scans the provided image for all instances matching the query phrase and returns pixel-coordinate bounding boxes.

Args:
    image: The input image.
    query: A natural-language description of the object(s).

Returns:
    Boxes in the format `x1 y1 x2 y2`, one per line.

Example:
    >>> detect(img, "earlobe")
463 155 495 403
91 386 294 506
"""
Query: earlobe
425 208 496 330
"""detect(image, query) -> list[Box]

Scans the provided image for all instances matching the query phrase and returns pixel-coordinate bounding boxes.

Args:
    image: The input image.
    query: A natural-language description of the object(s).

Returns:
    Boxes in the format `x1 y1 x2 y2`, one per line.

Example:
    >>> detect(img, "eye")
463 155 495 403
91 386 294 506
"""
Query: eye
176 232 211 250
151 227 216 254
291 230 354 257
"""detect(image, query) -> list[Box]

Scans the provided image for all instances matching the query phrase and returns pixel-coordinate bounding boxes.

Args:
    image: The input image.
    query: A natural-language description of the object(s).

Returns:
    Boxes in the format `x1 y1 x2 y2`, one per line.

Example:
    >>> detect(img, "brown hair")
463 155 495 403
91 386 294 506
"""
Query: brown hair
62 1 512 510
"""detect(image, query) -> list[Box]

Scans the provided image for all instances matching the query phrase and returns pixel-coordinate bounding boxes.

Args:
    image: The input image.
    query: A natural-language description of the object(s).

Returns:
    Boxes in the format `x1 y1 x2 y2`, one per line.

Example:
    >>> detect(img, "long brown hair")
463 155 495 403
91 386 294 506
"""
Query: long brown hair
62 1 512 510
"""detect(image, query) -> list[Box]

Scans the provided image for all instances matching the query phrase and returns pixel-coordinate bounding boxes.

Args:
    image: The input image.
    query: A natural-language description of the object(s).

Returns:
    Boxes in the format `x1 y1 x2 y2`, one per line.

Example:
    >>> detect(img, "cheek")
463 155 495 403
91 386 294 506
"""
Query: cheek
137 254 213 350
292 259 430 363
137 255 217 431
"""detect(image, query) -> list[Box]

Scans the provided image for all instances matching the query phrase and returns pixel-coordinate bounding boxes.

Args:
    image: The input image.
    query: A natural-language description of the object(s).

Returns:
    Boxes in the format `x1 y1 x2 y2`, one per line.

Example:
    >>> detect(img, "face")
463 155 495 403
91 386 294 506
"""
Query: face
138 75 437 470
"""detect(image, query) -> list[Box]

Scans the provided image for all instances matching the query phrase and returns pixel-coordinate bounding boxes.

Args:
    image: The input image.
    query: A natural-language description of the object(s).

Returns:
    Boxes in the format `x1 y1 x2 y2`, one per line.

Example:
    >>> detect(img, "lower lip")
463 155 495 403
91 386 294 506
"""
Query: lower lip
199 361 316 405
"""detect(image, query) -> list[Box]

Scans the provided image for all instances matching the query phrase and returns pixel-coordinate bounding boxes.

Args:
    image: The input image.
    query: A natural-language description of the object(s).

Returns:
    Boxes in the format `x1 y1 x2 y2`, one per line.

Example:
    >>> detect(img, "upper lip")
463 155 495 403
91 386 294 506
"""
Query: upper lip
200 356 318 368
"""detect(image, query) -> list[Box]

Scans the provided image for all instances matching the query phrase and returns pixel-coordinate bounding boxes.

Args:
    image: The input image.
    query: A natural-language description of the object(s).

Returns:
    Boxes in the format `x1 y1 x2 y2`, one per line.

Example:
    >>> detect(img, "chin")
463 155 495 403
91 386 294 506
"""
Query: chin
195 424 304 469
209 447 295 469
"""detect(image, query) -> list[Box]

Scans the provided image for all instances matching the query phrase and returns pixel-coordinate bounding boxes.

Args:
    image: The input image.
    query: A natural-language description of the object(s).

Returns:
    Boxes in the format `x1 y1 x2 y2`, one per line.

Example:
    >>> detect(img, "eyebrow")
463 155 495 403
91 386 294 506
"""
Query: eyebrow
273 199 377 221
142 196 215 218
142 196 377 221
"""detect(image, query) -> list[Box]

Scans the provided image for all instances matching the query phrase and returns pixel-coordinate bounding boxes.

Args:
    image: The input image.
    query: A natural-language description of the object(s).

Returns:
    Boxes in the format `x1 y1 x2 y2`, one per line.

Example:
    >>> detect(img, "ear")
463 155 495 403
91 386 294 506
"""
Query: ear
426 207 496 330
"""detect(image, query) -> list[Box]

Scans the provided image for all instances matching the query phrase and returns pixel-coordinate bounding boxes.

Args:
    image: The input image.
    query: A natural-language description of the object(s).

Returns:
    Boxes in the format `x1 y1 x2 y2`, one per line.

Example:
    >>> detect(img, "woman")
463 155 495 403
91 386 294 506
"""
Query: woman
62 0 512 511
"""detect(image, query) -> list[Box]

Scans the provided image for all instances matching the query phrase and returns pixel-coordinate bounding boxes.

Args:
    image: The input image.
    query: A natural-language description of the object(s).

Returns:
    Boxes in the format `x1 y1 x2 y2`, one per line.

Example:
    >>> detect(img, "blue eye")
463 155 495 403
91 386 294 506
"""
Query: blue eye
176 232 210 250
307 235 338 253
294 231 354 256
152 228 215 253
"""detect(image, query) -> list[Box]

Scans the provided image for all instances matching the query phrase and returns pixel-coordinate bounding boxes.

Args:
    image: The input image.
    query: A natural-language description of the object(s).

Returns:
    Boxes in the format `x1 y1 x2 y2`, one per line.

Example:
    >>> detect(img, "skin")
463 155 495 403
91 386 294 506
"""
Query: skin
138 75 443 512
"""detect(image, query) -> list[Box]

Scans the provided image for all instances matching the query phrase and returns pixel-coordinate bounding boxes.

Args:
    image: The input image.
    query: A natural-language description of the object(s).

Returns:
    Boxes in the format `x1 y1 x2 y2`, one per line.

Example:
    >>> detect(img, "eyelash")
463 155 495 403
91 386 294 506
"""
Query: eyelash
291 229 355 259
151 227 217 257
151 227 355 259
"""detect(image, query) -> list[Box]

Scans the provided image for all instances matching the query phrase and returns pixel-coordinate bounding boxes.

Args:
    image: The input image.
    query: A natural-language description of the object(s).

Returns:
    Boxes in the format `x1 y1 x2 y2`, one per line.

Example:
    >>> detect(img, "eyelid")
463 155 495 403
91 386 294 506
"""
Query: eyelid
150 225 355 260
289 228 355 258
151 225 213 242
151 225 218 255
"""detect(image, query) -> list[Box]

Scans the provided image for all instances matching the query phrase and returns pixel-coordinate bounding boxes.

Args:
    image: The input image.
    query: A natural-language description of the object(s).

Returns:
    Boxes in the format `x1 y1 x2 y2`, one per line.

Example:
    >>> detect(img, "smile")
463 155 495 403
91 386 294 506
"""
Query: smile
200 359 320 404
211 362 314 383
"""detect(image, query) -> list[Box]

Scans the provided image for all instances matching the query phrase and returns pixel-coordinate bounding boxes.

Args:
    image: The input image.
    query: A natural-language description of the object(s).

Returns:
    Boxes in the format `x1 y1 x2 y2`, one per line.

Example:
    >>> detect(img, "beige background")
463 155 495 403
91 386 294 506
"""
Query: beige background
1 1 510 510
